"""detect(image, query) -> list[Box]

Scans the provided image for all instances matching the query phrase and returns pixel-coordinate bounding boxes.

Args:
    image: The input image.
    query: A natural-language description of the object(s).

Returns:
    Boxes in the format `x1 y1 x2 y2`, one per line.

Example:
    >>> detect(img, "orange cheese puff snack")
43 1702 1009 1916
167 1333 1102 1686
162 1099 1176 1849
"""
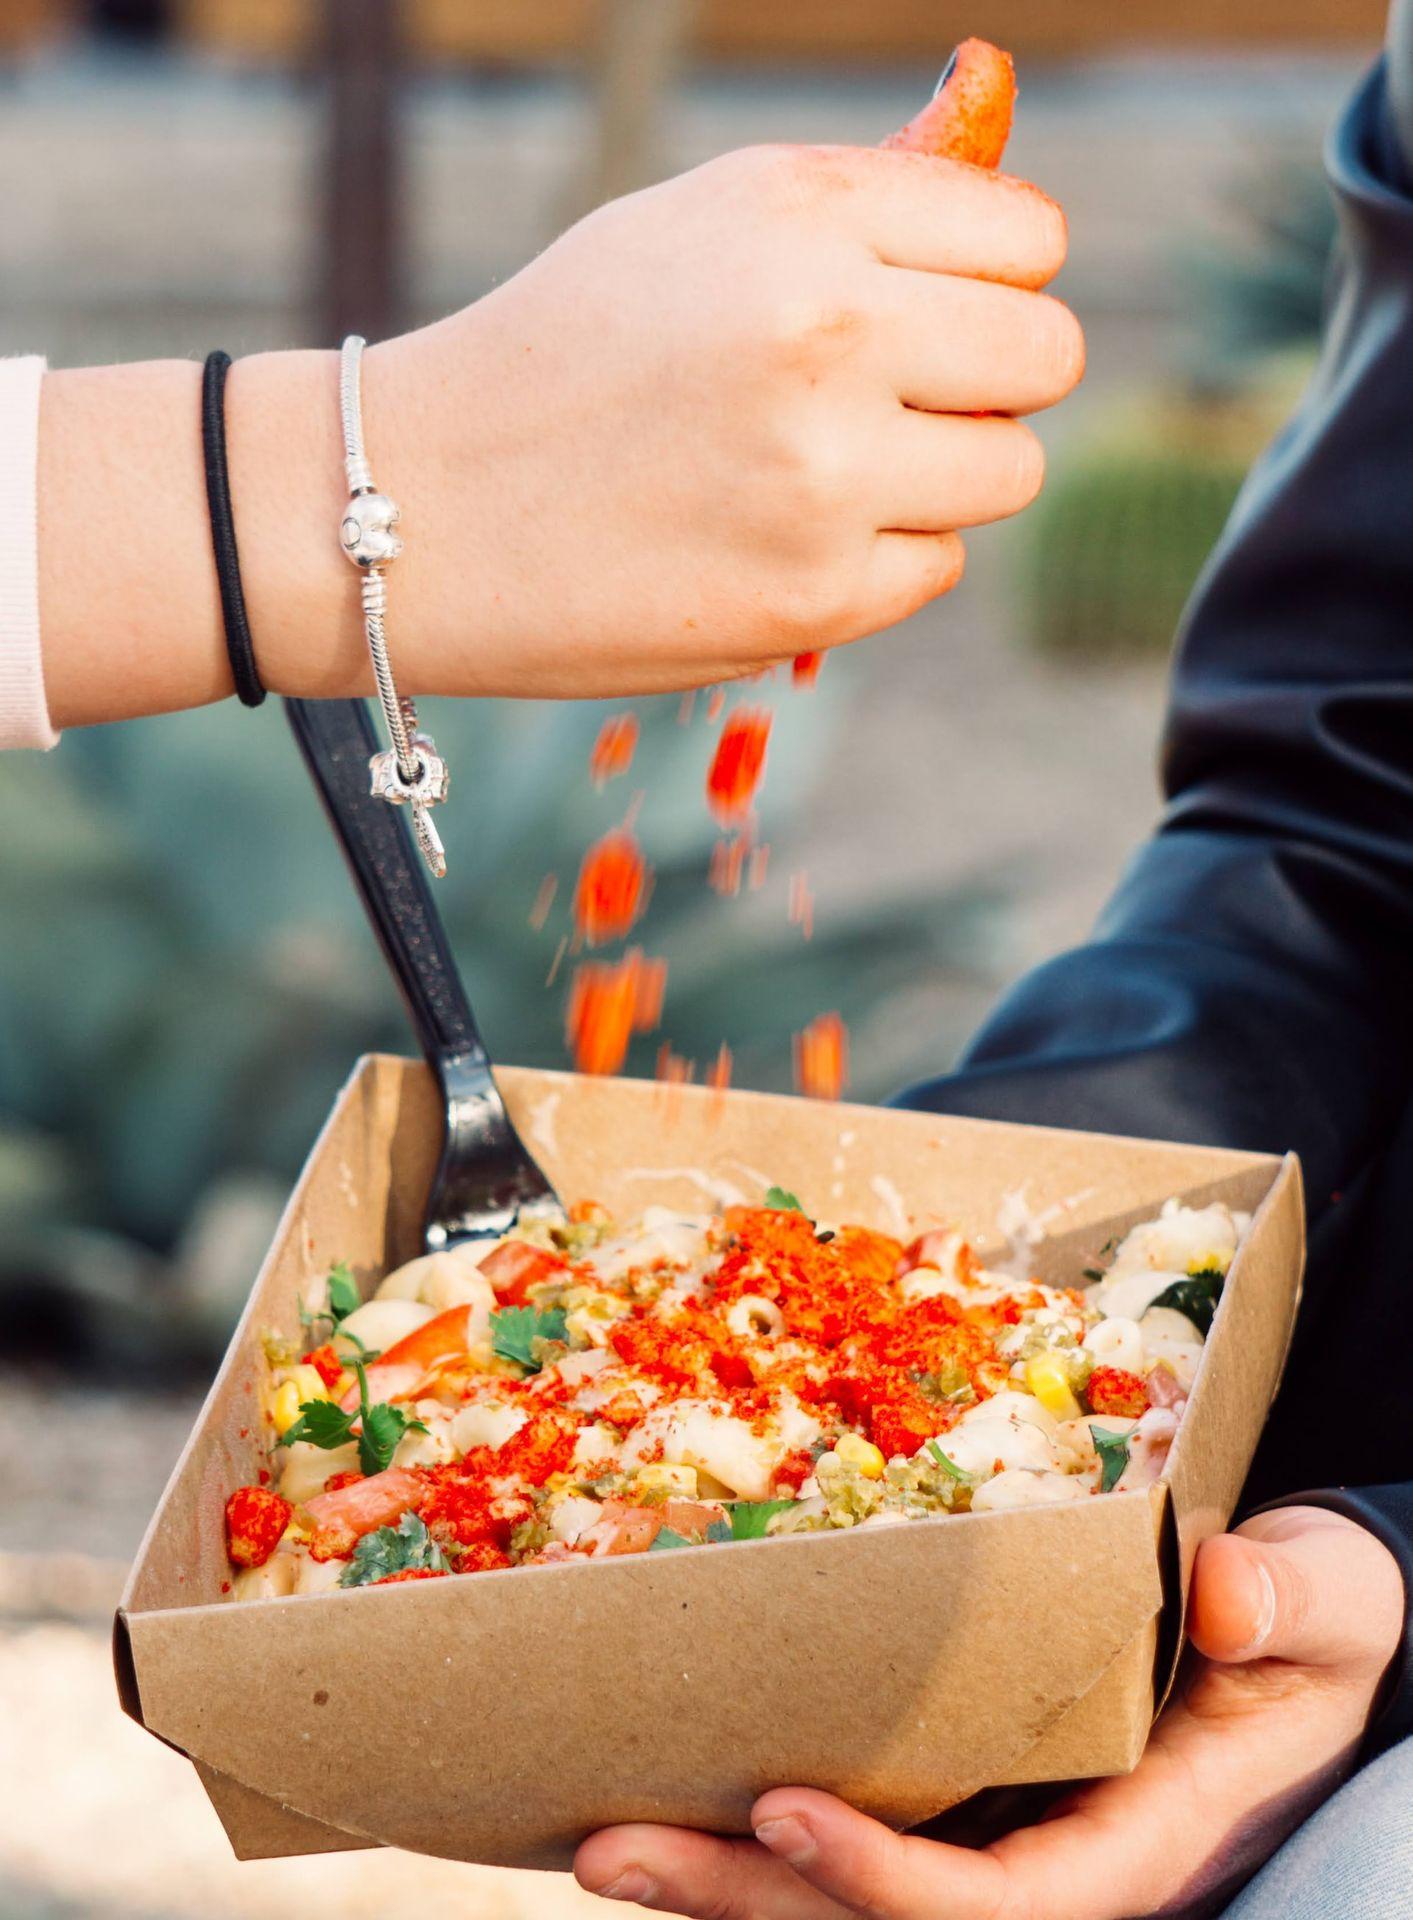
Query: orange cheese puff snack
884 37 1016 170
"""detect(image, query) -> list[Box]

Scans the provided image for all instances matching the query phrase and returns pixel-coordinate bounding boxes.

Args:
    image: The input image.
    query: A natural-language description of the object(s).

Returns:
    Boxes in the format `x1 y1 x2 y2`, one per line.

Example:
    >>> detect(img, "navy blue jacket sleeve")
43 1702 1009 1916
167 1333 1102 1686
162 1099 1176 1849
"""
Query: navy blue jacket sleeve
896 47 1413 1755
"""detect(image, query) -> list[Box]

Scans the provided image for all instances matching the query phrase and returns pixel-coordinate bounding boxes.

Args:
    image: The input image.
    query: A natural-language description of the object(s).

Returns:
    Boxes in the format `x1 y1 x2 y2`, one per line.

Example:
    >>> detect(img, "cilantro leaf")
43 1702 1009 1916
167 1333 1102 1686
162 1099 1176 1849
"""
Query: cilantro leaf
490 1304 569 1371
1090 1424 1133 1494
281 1398 356 1450
358 1397 427 1477
1151 1270 1223 1338
726 1499 795 1540
648 1525 696 1552
927 1440 977 1484
763 1185 804 1213
339 1511 449 1588
326 1262 361 1323
280 1357 426 1477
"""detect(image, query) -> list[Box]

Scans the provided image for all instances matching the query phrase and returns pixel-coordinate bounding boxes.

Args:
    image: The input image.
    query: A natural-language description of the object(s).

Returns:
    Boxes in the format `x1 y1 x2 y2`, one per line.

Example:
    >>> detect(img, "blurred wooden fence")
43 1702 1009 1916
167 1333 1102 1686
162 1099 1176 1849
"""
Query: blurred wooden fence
0 0 1387 58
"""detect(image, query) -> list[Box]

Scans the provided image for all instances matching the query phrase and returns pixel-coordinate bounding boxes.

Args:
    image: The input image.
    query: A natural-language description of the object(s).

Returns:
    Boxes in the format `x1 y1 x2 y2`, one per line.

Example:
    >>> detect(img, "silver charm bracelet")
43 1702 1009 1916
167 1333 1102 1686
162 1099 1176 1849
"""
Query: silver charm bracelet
337 333 449 878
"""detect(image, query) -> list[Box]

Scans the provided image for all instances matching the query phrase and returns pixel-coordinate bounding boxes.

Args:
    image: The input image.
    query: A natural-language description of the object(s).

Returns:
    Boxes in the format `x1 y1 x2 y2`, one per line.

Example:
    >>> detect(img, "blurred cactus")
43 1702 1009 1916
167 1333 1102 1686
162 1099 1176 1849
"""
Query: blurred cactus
1020 426 1250 661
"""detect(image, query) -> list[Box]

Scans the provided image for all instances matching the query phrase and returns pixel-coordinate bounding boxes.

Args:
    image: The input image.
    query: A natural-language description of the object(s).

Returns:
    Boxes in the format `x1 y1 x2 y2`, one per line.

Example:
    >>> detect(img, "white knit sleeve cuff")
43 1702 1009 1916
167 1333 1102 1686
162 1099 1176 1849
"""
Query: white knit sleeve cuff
0 355 58 751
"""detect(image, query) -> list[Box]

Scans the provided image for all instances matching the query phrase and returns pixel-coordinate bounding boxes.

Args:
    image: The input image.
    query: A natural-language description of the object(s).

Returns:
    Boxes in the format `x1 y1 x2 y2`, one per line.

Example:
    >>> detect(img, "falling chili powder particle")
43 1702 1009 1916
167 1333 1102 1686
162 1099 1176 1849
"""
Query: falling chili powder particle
792 652 823 687
589 712 639 786
706 1043 732 1091
655 1043 694 1085
566 949 666 1075
706 707 772 827
788 870 814 939
708 835 747 898
573 828 649 945
528 873 557 930
794 1012 849 1101
705 688 726 724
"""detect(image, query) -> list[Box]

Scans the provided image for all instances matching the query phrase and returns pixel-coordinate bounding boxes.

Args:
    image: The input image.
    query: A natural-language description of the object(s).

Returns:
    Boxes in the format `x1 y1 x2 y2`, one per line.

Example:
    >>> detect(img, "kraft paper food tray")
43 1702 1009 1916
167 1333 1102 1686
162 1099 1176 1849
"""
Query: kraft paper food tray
114 1054 1304 1868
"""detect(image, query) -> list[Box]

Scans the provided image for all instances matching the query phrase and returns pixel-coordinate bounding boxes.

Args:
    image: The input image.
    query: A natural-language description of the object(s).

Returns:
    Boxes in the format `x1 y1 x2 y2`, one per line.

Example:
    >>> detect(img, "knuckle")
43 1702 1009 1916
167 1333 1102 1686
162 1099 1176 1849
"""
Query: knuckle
764 293 870 374
772 413 856 523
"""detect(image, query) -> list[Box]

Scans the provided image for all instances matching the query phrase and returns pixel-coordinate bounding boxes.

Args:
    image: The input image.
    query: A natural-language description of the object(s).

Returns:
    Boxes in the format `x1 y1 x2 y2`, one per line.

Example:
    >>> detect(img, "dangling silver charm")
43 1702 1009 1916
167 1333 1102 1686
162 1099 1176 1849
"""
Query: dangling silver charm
369 734 449 808
338 333 450 880
368 730 450 877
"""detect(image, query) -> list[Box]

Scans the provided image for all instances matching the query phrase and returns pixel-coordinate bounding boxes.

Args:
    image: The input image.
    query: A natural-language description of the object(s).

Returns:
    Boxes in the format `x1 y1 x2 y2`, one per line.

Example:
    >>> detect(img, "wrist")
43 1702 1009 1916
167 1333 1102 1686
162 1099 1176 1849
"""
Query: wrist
224 346 360 700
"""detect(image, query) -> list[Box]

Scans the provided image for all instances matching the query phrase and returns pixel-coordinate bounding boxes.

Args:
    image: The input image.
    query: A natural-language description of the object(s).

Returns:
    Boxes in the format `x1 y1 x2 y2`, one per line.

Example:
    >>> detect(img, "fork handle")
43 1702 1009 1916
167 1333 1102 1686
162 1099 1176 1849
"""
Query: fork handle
284 696 482 1063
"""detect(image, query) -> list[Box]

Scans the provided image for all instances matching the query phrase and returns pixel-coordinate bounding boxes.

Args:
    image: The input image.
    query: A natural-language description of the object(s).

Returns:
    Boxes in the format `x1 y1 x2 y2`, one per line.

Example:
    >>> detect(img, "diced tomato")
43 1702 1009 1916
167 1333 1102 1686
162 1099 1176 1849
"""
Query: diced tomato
585 1503 663 1557
225 1486 291 1569
343 1303 481 1409
373 1567 450 1586
660 1500 727 1540
304 1467 424 1553
302 1342 345 1391
1145 1362 1187 1411
478 1240 568 1308
1087 1366 1149 1419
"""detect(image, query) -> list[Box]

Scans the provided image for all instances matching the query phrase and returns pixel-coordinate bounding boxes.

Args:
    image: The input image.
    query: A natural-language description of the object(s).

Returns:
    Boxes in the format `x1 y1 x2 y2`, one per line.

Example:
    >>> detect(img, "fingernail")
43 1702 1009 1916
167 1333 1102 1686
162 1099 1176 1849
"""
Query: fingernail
932 48 959 98
1238 1561 1278 1655
599 1867 658 1903
754 1815 817 1866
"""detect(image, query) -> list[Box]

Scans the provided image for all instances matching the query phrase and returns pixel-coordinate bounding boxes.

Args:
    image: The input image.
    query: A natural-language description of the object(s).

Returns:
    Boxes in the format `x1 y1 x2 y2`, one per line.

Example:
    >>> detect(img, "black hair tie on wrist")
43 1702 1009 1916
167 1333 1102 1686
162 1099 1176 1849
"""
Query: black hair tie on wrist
201 350 266 707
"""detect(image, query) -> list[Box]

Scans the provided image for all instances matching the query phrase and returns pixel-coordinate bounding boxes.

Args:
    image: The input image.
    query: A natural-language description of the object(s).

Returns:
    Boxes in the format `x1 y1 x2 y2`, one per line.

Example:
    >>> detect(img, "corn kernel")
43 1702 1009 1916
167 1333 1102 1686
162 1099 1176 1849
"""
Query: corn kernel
835 1432 886 1479
1025 1352 1082 1421
636 1463 699 1497
271 1380 302 1436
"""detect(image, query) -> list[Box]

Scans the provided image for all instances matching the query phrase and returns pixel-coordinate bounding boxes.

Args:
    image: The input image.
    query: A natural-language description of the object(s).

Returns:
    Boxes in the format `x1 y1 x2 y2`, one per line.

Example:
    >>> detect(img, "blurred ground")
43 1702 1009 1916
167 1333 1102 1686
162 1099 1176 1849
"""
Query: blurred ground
0 39 1365 1920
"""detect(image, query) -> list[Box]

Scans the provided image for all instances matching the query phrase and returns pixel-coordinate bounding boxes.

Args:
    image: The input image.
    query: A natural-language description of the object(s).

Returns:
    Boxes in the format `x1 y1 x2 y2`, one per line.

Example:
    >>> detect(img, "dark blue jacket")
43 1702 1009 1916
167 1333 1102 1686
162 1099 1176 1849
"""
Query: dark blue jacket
900 29 1413 1757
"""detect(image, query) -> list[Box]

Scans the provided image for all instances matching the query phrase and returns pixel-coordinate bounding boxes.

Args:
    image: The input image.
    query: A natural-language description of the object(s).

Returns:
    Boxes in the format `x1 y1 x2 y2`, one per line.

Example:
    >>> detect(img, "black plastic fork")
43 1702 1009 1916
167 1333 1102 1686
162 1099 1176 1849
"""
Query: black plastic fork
285 697 560 1250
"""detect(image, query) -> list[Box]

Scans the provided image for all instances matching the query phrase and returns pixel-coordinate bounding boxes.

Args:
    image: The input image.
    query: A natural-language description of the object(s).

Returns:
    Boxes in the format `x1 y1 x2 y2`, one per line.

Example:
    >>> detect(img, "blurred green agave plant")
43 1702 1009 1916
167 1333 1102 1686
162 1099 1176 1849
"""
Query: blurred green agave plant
0 673 1006 1358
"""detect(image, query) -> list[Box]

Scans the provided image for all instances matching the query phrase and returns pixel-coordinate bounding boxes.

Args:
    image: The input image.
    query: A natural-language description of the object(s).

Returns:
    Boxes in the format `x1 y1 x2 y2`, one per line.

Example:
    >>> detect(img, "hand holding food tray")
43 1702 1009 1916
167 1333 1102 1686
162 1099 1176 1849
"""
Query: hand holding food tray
115 1058 1303 1869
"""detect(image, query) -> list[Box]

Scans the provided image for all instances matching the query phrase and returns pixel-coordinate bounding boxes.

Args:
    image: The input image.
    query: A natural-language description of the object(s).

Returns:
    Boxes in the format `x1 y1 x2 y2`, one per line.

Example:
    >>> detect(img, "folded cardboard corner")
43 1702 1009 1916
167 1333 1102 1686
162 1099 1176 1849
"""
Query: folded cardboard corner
116 1055 1304 1868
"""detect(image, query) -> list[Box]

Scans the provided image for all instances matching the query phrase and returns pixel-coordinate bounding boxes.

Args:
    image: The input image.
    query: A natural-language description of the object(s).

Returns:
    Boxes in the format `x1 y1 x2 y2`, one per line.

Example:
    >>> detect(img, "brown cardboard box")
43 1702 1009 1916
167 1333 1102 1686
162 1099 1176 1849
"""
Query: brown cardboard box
114 1054 1304 1868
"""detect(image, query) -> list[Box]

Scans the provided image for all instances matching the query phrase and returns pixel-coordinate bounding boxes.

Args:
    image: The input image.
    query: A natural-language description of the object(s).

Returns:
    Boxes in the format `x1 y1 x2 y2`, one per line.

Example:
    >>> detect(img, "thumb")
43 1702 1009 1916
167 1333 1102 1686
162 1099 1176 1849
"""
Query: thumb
1188 1508 1403 1674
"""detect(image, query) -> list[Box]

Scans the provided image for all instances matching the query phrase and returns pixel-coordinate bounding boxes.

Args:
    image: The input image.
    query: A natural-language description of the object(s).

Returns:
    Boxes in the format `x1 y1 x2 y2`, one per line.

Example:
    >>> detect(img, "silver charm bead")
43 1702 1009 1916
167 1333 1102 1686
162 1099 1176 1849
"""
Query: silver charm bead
369 736 450 809
339 490 403 569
